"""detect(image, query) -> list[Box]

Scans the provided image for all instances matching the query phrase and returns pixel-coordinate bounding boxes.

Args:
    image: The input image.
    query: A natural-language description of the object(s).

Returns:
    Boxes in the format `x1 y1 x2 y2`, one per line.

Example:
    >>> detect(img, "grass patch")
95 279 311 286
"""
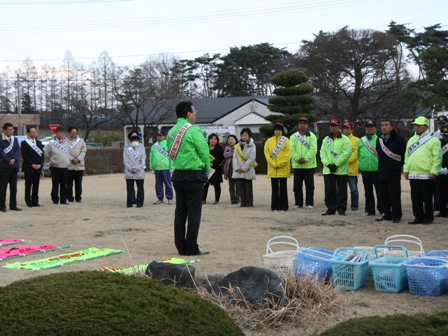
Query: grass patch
0 271 244 336
320 312 448 335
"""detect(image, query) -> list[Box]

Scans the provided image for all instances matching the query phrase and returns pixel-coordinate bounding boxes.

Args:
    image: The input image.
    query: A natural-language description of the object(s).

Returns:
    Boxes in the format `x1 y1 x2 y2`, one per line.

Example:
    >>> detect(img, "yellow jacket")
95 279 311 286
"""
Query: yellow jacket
347 133 359 176
264 135 291 178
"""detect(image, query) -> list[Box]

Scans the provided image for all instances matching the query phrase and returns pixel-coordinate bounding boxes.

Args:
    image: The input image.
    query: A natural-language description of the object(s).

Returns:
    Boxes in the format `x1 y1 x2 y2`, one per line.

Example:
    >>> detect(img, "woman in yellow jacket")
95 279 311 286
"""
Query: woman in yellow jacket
264 122 291 211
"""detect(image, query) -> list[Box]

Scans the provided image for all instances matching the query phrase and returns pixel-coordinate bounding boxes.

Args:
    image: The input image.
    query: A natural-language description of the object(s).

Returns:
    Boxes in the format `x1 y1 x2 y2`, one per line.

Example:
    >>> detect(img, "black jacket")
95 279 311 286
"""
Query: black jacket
20 139 44 171
377 129 406 181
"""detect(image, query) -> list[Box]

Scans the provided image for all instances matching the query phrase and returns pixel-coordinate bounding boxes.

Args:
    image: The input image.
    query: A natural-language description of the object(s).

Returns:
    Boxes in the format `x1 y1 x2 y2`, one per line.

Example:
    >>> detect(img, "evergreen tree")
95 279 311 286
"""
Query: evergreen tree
260 69 317 139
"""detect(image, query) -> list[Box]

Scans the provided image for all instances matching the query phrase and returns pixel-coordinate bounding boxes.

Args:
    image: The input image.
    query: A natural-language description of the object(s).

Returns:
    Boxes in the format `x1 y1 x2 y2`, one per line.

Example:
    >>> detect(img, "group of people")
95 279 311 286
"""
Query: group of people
0 123 86 212
263 115 447 226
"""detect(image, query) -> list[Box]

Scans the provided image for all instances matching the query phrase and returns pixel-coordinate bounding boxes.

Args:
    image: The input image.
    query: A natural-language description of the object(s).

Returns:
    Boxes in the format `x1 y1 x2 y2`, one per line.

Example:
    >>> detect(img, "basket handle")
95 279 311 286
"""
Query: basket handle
373 244 408 259
403 257 448 268
332 247 368 261
266 236 300 254
385 234 424 255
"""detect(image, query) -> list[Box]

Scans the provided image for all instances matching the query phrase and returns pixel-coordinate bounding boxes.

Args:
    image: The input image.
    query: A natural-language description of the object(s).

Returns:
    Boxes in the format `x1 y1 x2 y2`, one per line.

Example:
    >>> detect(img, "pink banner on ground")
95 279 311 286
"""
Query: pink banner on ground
0 239 26 246
0 245 57 261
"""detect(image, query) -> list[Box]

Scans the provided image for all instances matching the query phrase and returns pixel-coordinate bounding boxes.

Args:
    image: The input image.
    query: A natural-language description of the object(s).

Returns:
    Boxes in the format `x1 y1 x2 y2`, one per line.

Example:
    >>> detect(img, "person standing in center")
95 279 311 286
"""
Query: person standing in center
123 134 146 208
342 120 359 211
264 122 291 211
203 133 224 205
167 101 210 256
66 126 87 203
44 126 70 205
375 119 406 223
358 120 382 217
404 116 442 225
21 126 44 207
233 128 256 207
320 118 352 216
150 129 173 205
0 122 21 212
290 117 317 209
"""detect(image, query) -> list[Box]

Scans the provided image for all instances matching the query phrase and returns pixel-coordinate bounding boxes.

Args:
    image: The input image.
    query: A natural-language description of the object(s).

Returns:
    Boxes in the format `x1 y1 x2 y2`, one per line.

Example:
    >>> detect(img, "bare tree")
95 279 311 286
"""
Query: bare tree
297 28 413 122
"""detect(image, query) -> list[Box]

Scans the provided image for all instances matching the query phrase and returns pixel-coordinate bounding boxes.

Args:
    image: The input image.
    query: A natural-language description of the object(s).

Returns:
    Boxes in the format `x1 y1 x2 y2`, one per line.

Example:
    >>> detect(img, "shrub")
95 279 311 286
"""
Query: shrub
0 271 244 336
320 312 448 335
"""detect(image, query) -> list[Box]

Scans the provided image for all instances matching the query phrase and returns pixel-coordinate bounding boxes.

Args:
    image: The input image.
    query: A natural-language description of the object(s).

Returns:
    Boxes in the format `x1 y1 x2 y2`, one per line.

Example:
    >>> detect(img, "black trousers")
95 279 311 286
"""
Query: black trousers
379 180 402 220
0 168 17 210
203 183 221 202
236 179 253 207
126 179 144 207
324 174 347 214
67 170 84 202
50 167 68 204
410 179 435 222
228 178 239 203
173 180 204 255
271 178 288 211
23 167 42 206
361 171 382 214
437 178 448 215
293 168 314 207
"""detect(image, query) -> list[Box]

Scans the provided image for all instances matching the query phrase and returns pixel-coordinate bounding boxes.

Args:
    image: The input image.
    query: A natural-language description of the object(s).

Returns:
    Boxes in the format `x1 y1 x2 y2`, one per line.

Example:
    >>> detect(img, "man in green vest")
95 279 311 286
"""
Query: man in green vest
166 101 210 256
357 120 382 217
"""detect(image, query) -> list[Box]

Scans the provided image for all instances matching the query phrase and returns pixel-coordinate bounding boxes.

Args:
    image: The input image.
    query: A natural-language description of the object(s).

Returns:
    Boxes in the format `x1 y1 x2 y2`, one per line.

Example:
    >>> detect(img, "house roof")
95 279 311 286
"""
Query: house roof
135 97 271 125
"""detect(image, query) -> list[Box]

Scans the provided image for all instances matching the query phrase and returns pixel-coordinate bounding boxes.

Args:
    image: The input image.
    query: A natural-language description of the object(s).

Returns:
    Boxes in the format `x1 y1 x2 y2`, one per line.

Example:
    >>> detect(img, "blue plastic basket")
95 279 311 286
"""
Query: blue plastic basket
330 248 369 291
296 247 333 281
404 257 448 296
370 245 409 293
423 250 448 259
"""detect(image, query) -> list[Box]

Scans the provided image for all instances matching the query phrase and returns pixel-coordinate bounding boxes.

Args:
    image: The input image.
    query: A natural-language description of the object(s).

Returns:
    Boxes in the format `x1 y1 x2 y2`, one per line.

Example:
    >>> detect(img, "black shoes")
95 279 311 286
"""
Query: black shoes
392 219 401 223
338 212 346 216
408 219 423 225
375 216 392 222
0 208 6 213
10 207 22 211
435 213 447 218
322 211 335 216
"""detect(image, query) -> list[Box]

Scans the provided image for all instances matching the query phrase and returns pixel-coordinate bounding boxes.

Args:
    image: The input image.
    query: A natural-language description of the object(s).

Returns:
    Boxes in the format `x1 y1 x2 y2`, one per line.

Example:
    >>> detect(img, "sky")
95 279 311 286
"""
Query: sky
0 0 447 71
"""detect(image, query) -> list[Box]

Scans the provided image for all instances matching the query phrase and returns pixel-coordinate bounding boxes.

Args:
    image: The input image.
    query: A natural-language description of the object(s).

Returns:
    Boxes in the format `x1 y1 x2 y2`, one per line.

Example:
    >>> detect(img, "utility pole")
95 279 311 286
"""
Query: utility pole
16 74 23 135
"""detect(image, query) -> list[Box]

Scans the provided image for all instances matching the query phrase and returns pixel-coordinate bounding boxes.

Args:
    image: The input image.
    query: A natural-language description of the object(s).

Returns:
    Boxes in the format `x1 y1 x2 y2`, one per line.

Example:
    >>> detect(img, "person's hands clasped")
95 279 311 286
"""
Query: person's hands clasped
327 164 337 173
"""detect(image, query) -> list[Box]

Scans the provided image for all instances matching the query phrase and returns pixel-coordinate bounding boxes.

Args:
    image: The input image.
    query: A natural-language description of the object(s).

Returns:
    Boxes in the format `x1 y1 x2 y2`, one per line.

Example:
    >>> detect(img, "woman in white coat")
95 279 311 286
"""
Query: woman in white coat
232 128 256 207
123 133 146 207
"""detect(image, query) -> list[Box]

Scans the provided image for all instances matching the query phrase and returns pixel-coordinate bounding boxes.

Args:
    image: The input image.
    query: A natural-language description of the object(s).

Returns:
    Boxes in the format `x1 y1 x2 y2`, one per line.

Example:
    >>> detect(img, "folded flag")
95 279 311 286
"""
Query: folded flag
0 239 27 246
99 265 148 275
3 247 122 271
0 245 71 261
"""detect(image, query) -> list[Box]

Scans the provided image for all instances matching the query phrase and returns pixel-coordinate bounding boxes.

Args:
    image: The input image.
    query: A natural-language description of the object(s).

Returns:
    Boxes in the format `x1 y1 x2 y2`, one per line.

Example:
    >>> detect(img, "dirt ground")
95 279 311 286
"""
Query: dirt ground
1 172 448 335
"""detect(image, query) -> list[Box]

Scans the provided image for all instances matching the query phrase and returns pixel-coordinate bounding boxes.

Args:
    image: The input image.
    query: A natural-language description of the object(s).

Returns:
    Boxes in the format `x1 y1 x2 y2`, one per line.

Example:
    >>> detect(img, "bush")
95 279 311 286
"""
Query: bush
320 312 448 335
0 271 244 336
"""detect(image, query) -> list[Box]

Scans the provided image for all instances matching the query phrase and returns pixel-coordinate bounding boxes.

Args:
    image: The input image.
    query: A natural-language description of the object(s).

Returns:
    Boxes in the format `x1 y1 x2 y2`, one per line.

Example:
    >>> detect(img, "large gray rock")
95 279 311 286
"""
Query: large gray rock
146 261 196 289
205 266 285 308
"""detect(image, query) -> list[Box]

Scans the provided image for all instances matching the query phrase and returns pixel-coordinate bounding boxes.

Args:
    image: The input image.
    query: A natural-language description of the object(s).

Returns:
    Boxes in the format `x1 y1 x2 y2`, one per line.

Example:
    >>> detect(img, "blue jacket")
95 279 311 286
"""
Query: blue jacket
0 135 20 169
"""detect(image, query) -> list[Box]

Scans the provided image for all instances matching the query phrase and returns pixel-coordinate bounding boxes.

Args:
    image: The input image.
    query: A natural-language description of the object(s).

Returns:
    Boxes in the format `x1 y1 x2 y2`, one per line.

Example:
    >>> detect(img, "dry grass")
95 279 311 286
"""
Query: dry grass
196 271 344 331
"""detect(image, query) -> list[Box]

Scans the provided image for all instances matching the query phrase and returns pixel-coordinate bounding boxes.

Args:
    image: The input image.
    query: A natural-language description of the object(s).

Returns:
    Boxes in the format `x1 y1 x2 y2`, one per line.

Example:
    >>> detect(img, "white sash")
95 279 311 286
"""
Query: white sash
378 138 401 162
127 147 141 163
294 131 310 149
3 136 14 154
69 137 81 150
50 139 69 156
326 136 340 159
25 138 43 156
442 143 448 155
361 136 378 157
270 136 287 159
169 123 192 160
408 133 433 157
154 142 169 158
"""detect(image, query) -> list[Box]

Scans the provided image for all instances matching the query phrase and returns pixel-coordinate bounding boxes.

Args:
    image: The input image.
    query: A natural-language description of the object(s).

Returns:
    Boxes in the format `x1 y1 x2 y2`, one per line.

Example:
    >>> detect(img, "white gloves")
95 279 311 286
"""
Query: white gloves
439 167 448 175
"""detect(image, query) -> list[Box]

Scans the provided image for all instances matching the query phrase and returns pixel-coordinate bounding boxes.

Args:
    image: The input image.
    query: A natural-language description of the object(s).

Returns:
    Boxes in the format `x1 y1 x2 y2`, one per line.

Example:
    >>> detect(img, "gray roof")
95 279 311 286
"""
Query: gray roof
134 97 271 125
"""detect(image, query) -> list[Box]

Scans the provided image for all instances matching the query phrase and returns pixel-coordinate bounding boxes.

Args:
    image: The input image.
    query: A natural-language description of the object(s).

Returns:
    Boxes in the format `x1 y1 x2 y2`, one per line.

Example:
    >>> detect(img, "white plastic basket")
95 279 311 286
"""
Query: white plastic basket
262 236 300 273
384 235 424 258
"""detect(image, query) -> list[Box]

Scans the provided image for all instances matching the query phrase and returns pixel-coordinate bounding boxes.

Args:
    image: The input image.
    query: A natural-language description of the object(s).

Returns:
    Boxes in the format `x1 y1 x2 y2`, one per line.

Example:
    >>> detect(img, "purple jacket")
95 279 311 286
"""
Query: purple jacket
223 145 235 180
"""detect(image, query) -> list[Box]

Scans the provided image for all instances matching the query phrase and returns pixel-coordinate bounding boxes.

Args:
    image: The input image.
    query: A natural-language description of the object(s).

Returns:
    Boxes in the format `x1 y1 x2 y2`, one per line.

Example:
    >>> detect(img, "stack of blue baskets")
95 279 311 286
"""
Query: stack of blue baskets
296 247 334 281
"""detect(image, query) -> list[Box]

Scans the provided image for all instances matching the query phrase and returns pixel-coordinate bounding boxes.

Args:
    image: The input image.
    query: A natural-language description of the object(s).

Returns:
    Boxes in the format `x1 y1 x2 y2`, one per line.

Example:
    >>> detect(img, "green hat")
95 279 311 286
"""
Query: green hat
411 116 429 126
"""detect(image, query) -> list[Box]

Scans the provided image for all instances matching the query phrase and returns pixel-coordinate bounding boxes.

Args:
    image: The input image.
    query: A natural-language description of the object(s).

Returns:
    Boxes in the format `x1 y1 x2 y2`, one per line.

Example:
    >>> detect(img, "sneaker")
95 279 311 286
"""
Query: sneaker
294 205 302 209
167 199 173 205
153 200 164 204
307 205 313 209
